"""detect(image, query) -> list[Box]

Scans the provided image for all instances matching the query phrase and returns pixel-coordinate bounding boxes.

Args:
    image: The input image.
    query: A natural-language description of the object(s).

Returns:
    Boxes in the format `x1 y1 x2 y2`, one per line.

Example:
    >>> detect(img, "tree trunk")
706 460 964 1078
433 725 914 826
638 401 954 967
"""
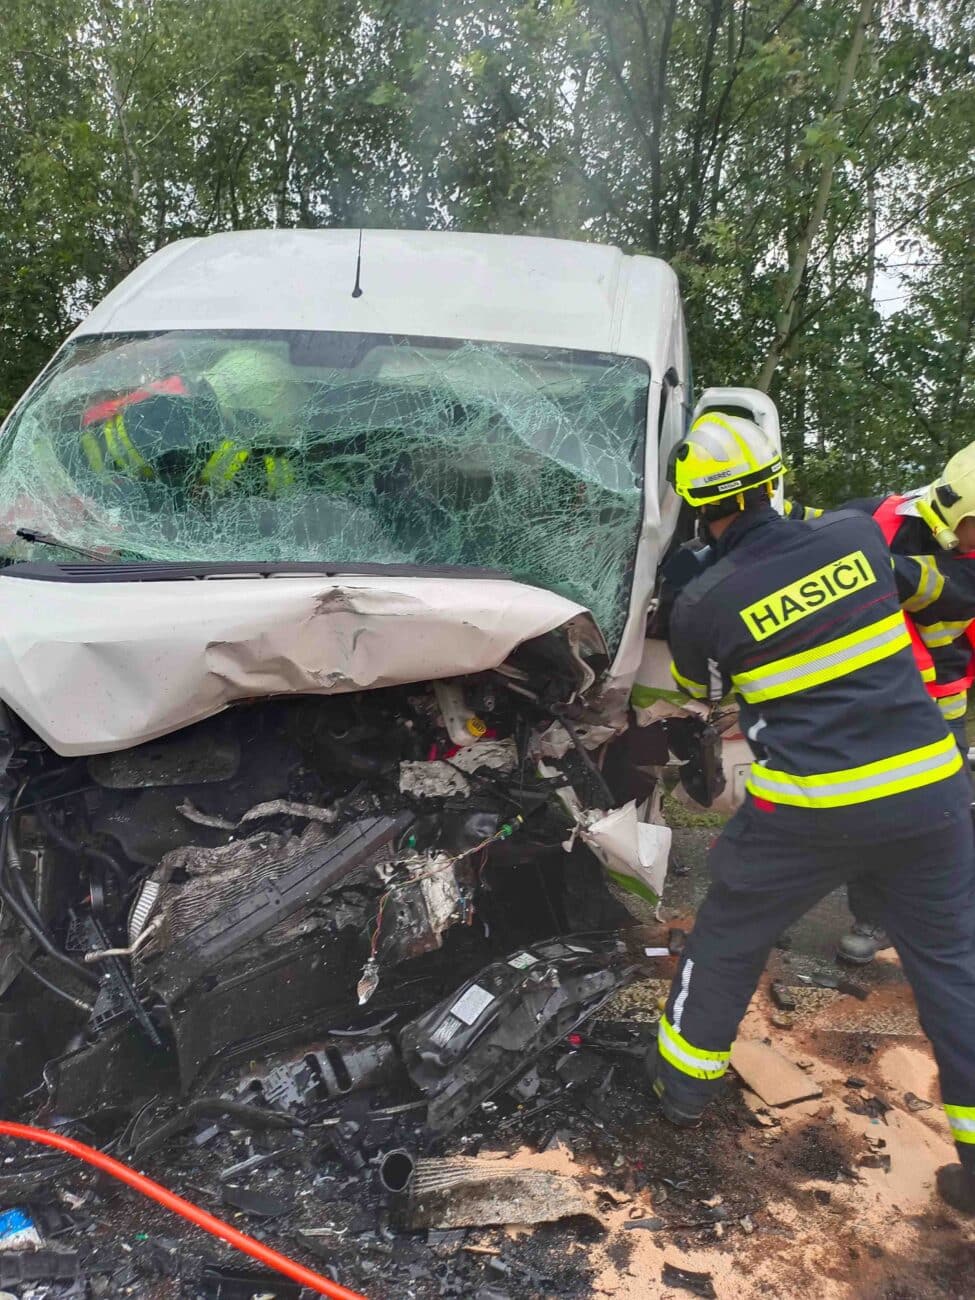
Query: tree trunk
647 0 677 251
863 170 877 306
682 0 723 248
755 0 875 392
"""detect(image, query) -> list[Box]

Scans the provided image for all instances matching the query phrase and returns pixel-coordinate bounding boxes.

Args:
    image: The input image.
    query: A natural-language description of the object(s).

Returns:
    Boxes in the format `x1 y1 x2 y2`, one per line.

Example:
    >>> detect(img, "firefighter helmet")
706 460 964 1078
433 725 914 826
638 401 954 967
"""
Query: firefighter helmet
668 412 785 507
921 441 975 550
203 346 307 427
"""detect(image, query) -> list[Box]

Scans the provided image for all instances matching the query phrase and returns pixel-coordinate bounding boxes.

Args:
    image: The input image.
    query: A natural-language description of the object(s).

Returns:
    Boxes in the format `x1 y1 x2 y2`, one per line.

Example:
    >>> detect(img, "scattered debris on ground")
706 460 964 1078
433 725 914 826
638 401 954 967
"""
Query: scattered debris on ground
728 1040 824 1107
0 785 971 1298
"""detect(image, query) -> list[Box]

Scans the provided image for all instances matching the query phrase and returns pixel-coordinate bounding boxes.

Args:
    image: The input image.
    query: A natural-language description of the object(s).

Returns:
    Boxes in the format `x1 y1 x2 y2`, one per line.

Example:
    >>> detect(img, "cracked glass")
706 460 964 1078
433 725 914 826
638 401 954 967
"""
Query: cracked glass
0 331 649 645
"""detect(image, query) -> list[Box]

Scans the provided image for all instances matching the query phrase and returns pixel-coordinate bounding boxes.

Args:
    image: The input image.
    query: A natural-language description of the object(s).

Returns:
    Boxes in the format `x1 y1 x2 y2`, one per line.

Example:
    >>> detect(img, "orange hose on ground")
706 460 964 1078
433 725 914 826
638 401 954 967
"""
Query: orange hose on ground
0 1121 367 1300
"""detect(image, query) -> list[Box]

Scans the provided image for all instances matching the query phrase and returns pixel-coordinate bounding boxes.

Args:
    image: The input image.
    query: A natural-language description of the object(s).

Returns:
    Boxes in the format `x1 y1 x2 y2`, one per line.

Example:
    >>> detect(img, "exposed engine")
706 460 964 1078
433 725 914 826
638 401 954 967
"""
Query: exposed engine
0 631 680 1121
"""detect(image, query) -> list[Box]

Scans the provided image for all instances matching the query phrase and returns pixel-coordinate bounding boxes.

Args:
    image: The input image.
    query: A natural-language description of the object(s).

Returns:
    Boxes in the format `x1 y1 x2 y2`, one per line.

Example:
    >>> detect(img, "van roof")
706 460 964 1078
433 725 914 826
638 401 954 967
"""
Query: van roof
73 229 681 370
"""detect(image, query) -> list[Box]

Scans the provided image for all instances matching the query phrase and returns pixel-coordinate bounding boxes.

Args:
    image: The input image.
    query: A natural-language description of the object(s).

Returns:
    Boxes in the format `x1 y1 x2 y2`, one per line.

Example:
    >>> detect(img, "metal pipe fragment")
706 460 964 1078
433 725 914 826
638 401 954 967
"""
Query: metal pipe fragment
379 1148 416 1195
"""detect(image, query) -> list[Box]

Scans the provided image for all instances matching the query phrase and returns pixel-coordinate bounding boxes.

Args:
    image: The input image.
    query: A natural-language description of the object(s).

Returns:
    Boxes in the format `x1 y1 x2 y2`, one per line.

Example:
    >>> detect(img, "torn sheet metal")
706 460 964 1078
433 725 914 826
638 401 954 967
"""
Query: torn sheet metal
631 638 709 725
177 798 340 831
378 852 469 962
573 800 671 906
0 574 600 755
399 739 518 799
534 721 618 759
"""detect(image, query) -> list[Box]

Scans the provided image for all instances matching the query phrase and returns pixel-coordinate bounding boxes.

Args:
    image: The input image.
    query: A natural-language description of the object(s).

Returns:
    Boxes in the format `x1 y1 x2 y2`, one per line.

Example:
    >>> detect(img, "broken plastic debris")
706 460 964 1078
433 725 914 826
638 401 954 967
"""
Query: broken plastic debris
845 1094 892 1124
0 1209 42 1252
836 977 869 1001
221 1184 295 1218
858 1152 892 1173
624 1217 666 1232
401 935 636 1133
730 1040 823 1107
770 981 797 1012
904 1092 933 1112
661 1263 717 1298
200 1264 304 1298
575 800 670 905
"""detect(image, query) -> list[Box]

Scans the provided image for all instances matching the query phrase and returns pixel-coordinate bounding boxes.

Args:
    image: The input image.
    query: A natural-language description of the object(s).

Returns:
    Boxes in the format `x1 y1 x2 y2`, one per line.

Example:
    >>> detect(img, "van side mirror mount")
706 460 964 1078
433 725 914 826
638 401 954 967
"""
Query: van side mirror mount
692 387 784 511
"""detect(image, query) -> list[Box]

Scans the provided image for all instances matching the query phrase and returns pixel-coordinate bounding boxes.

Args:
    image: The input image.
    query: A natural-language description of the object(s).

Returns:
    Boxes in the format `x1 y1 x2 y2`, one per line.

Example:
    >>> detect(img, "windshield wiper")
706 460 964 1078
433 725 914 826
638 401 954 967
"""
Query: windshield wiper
15 528 112 564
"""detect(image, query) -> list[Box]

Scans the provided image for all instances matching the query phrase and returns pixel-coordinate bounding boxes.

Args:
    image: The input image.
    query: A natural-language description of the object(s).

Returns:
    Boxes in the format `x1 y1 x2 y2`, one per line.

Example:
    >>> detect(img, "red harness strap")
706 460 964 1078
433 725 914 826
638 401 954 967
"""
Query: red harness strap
873 494 975 697
82 374 189 428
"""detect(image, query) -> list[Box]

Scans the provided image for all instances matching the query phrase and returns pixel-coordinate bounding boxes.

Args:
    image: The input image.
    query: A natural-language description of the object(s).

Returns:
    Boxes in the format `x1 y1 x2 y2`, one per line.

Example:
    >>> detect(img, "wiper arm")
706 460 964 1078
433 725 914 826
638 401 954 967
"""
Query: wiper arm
15 528 112 564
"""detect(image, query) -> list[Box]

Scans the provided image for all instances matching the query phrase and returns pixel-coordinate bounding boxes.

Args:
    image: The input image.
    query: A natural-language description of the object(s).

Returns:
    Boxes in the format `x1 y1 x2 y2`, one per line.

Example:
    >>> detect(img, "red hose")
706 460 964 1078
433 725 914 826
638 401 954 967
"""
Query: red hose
0 1122 367 1300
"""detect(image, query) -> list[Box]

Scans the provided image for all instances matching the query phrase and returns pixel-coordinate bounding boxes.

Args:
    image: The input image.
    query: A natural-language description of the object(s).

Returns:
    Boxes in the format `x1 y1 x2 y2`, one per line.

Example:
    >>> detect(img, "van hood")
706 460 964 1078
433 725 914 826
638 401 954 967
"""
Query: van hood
0 567 604 755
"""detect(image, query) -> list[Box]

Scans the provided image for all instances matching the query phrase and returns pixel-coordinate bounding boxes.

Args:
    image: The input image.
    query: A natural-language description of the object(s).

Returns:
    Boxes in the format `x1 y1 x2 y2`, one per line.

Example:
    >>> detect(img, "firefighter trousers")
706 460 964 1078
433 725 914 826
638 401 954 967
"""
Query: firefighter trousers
848 719 970 929
658 792 975 1170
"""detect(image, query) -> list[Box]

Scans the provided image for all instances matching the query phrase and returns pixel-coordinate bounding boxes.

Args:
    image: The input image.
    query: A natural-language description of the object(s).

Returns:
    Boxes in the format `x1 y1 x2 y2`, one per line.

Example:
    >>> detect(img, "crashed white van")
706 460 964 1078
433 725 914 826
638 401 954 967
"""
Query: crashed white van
0 231 776 1118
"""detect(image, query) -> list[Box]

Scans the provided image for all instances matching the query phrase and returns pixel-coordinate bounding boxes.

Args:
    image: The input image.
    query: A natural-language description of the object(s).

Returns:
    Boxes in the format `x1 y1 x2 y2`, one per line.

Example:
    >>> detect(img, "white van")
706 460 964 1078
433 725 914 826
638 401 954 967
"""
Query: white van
0 231 775 1108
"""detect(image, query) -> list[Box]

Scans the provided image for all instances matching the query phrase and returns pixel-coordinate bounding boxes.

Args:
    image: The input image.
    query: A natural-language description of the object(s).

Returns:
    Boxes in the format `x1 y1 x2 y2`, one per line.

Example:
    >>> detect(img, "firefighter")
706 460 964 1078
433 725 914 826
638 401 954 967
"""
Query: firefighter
650 411 975 1216
78 346 303 493
787 445 975 964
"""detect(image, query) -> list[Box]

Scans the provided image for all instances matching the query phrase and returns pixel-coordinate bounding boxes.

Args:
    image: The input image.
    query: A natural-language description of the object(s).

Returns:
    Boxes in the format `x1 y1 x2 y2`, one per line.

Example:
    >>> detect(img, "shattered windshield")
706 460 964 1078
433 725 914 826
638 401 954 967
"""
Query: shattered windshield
0 331 648 643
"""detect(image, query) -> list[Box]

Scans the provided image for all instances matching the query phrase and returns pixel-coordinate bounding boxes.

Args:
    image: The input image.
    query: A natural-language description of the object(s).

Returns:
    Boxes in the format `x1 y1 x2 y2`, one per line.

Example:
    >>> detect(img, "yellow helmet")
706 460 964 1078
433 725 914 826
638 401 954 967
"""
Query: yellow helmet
203 346 306 427
669 412 785 507
920 441 975 550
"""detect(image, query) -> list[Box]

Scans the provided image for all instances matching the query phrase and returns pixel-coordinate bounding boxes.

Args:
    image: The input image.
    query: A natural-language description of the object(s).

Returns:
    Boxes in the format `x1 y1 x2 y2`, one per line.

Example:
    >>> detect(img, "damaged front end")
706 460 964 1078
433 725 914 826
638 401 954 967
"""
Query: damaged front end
0 604 665 1125
0 302 685 1147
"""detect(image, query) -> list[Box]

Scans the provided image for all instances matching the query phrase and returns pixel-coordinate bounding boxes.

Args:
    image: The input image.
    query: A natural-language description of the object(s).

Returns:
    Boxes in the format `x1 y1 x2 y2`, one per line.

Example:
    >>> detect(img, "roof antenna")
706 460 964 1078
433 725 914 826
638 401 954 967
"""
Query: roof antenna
351 228 364 298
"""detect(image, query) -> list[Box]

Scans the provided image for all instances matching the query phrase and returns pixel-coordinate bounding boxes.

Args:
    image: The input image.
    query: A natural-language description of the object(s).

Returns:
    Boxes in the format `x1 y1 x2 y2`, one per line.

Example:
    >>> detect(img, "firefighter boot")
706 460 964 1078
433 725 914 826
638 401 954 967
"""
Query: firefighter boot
837 921 893 965
937 1164 975 1216
645 1040 703 1128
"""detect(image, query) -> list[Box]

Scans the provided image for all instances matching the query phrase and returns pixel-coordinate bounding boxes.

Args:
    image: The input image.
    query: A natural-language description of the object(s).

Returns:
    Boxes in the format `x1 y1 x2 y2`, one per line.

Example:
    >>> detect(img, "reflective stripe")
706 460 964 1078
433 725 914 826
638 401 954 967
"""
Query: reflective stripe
80 428 105 474
102 414 153 477
82 416 150 477
687 419 742 461
264 455 296 494
946 1104 975 1144
785 501 823 521
732 613 909 704
903 556 944 613
201 439 250 484
670 662 708 699
672 958 694 1032
689 462 750 488
702 413 755 468
919 619 973 649
938 692 968 721
657 1015 730 1081
746 733 962 809
630 684 684 708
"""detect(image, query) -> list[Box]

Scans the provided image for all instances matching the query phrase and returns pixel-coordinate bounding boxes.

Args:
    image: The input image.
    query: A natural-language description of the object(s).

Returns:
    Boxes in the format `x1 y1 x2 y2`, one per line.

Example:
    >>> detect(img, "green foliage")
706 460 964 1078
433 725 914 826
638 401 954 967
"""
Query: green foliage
0 0 972 505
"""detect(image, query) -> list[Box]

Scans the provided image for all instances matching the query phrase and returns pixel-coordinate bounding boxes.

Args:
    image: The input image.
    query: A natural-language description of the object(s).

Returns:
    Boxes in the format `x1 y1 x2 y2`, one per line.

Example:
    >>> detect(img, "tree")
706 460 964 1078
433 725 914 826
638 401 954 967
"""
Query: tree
0 0 972 504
